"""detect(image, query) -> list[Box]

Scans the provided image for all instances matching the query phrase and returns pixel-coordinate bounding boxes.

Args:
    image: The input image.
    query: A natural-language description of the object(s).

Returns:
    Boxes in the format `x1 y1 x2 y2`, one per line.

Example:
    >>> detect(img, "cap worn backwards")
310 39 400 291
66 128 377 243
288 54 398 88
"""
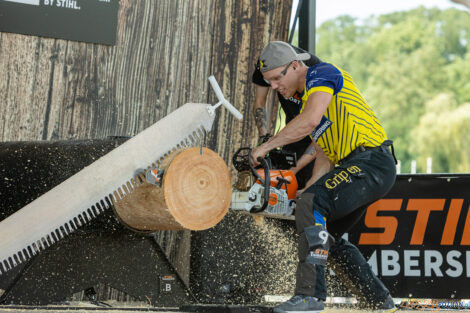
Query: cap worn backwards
258 41 310 72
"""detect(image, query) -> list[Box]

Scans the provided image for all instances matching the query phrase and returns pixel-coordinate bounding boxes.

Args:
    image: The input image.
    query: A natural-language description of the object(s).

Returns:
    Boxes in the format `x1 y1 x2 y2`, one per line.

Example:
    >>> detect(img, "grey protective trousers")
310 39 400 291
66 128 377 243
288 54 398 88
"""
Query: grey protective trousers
294 144 396 306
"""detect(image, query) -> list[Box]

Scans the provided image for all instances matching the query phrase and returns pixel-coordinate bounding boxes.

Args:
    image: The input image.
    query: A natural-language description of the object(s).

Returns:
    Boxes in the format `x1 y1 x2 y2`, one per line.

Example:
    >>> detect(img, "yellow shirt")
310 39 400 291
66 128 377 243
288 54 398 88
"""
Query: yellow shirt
300 63 387 164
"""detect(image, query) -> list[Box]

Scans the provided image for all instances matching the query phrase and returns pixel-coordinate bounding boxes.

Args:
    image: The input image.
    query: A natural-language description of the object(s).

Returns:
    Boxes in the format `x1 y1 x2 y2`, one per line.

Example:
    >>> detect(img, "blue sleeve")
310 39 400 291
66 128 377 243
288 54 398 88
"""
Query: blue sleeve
305 63 343 96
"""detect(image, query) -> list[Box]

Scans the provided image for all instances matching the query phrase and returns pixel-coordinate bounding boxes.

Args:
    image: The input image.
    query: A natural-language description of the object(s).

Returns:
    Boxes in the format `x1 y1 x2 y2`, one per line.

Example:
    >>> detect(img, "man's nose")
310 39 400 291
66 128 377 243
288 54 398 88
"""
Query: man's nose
271 82 279 90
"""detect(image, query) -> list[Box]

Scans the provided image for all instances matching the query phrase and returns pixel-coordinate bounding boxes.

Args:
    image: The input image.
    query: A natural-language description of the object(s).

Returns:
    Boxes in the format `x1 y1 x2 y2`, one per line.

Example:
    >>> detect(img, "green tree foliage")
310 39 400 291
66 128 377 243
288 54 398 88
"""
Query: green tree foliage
315 6 470 172
413 94 470 172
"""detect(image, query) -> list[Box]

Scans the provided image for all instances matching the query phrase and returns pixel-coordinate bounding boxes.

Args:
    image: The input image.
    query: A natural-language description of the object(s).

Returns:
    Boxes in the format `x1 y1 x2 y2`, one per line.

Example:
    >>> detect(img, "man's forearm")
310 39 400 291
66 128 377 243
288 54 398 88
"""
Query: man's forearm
253 85 270 136
302 149 333 191
291 143 316 174
250 91 330 167
262 112 317 151
254 107 269 136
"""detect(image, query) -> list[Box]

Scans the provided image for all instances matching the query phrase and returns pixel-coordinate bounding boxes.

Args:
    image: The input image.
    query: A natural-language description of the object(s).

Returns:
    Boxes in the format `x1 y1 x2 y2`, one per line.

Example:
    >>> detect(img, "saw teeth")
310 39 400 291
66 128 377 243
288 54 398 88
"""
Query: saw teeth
8 257 14 268
130 178 138 189
56 228 64 239
27 246 35 257
46 235 53 246
71 218 79 228
64 223 72 233
0 122 211 275
20 250 27 261
0 162 159 275
40 238 48 249
32 242 39 253
78 214 86 224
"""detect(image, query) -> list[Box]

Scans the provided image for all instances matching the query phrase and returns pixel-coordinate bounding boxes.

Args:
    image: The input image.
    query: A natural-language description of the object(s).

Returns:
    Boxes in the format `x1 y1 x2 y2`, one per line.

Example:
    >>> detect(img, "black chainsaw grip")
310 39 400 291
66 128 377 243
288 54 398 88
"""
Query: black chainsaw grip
250 156 270 213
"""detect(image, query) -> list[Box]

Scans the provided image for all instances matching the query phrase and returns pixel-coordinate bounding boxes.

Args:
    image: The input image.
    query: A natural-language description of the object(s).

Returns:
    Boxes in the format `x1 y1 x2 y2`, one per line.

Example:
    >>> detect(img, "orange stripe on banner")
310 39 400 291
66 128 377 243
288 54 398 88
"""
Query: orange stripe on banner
407 199 445 245
441 199 464 245
461 205 470 245
359 199 402 245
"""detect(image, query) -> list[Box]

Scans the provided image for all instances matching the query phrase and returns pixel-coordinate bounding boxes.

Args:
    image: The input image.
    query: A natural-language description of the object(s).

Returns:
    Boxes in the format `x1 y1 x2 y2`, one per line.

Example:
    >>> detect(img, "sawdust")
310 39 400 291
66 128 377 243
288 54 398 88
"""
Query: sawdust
248 215 298 296
238 214 355 301
192 211 372 305
190 211 299 304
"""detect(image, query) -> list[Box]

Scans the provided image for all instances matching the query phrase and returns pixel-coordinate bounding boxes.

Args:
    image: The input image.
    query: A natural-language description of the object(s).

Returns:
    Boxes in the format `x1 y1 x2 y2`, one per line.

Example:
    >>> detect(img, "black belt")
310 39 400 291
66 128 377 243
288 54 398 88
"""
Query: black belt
338 140 397 165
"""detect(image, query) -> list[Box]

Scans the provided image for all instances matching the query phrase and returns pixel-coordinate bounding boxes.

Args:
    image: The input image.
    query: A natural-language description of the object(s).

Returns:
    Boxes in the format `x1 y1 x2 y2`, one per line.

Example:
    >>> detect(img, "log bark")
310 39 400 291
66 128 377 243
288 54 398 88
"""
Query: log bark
113 147 232 231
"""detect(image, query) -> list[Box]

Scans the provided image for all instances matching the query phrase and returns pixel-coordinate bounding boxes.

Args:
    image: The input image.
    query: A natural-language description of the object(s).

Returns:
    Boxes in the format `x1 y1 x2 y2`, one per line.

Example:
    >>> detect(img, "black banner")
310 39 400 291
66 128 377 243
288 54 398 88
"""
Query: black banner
0 0 118 45
348 174 470 299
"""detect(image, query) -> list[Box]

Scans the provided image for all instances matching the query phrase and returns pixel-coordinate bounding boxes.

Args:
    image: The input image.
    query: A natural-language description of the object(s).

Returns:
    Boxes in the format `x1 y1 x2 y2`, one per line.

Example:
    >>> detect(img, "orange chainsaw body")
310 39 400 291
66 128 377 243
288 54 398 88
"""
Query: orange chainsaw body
255 169 298 200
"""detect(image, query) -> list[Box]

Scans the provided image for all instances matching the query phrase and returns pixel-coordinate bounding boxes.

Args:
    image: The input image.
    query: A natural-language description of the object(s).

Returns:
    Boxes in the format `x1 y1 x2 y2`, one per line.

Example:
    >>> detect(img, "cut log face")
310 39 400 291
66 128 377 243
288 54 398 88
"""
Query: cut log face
113 147 232 231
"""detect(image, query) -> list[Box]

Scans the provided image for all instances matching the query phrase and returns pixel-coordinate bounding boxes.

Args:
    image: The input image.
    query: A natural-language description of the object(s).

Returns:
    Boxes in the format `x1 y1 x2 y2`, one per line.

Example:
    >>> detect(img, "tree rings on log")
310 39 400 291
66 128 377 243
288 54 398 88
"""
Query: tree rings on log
113 147 232 231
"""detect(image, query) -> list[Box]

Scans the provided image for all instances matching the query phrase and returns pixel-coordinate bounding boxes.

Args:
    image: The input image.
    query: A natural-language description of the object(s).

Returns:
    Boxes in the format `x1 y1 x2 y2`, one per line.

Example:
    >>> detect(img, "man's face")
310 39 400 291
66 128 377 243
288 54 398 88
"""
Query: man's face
262 61 298 98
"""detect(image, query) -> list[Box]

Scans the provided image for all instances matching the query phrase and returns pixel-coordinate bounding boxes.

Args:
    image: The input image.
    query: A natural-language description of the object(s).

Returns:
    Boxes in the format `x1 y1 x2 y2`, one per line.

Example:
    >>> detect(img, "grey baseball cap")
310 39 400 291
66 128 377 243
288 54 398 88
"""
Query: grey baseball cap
258 41 310 72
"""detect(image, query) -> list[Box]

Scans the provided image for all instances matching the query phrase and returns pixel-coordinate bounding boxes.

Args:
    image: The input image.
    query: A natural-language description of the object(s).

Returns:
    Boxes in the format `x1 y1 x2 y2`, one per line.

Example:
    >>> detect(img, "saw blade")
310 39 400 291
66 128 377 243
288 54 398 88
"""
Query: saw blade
0 103 214 275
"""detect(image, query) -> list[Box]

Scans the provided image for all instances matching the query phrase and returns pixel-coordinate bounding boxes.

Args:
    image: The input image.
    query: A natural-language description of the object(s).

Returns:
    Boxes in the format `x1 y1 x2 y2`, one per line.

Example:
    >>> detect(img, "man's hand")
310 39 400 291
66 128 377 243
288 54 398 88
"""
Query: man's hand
296 188 305 197
250 144 270 166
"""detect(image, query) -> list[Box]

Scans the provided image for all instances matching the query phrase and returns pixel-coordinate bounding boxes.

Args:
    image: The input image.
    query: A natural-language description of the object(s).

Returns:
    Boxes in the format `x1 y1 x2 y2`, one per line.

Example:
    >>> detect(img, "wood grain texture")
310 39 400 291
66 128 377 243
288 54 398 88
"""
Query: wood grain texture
208 0 292 162
0 0 291 294
0 0 215 141
113 147 231 231
163 147 232 230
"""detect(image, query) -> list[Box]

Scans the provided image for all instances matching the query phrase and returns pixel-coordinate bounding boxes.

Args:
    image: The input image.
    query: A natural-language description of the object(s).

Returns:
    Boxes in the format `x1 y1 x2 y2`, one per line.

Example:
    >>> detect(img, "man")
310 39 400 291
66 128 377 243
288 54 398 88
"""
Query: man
251 41 398 313
252 44 321 189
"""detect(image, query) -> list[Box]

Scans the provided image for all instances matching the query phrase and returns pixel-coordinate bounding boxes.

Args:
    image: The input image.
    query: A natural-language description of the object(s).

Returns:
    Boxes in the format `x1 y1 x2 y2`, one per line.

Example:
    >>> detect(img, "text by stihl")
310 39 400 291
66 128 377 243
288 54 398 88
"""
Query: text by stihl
44 0 81 10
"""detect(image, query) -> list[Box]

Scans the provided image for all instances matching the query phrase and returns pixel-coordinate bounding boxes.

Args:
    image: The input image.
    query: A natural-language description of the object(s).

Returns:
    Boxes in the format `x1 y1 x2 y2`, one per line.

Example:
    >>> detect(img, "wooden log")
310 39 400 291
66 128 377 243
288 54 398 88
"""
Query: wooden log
113 147 232 231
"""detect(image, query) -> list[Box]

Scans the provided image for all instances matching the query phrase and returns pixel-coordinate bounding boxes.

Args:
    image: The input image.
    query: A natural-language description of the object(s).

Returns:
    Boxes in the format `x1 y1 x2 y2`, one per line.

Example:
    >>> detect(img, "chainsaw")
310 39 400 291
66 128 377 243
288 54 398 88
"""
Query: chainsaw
231 147 298 219
0 76 241 275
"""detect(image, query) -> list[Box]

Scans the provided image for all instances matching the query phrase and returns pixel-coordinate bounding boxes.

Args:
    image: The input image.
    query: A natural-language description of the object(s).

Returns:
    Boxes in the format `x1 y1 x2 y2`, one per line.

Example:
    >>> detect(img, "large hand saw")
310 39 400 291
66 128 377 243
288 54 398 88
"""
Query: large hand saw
0 76 241 275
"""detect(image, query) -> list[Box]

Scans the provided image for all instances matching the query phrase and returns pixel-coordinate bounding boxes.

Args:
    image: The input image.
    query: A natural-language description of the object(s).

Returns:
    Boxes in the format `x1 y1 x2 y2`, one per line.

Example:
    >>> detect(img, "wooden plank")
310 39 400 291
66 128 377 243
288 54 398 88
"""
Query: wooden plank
208 0 292 165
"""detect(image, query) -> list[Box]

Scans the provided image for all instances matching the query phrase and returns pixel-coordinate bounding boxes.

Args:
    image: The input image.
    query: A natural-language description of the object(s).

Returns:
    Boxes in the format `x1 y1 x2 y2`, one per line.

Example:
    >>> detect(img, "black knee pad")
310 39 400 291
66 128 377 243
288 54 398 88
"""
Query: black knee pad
305 224 335 266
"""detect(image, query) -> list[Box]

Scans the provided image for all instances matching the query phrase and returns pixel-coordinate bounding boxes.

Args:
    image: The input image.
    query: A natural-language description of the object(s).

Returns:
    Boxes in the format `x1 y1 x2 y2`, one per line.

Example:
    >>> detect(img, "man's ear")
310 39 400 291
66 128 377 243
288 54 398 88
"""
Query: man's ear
292 60 300 70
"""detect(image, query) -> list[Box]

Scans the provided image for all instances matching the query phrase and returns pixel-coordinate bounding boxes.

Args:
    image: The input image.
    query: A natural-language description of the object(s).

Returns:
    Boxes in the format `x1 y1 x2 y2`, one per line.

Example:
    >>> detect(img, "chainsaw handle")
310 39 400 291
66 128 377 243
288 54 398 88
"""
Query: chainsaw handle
248 150 263 184
249 154 270 214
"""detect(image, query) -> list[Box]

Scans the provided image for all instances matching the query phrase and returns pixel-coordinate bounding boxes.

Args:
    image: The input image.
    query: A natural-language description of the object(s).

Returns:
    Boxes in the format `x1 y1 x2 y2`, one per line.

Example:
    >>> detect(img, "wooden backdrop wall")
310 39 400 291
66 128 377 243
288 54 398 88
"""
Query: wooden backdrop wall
0 0 291 154
0 0 291 292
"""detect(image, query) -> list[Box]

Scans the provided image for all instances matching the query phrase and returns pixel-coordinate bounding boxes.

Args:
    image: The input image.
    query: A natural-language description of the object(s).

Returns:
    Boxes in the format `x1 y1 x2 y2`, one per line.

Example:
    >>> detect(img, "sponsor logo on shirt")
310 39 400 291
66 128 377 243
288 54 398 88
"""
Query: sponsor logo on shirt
311 115 332 141
286 95 302 105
